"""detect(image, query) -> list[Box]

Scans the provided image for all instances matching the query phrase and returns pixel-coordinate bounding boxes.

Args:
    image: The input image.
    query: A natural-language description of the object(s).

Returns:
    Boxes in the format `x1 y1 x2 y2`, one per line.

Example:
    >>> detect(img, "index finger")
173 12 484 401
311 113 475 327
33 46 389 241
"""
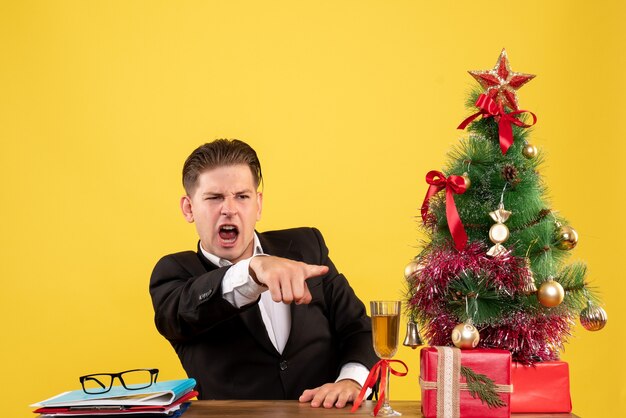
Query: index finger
304 264 329 279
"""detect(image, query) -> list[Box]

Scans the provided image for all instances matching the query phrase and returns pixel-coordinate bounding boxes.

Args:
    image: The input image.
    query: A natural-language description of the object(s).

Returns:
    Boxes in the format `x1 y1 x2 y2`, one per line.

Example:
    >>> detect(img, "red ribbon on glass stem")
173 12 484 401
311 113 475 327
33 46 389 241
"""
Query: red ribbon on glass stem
457 93 537 154
351 359 408 416
421 171 468 251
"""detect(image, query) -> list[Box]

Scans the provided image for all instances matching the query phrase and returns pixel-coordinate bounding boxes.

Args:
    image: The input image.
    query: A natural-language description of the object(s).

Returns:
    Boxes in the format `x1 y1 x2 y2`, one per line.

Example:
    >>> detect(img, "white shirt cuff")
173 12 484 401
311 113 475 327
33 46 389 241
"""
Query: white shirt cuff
221 256 267 308
336 362 371 397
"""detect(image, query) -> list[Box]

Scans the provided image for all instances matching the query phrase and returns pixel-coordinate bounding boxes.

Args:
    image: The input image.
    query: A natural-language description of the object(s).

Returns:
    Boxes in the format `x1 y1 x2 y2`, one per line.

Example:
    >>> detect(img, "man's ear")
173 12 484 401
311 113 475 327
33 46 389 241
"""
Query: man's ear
256 191 263 221
180 195 194 223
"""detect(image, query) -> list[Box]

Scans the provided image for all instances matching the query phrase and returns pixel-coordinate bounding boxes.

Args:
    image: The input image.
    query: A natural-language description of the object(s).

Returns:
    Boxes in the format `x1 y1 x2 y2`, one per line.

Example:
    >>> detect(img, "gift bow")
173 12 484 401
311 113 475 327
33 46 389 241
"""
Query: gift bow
351 359 408 416
421 171 468 251
457 93 537 154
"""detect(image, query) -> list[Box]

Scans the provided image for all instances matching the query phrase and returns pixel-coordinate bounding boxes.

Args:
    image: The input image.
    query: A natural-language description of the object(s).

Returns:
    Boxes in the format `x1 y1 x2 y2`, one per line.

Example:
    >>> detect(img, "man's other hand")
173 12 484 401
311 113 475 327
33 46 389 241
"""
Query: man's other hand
248 255 329 304
298 380 362 409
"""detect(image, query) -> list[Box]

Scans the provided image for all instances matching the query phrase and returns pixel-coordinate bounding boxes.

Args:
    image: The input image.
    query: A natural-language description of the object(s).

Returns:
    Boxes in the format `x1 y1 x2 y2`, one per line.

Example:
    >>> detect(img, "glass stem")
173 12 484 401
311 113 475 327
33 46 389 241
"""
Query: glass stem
383 365 391 409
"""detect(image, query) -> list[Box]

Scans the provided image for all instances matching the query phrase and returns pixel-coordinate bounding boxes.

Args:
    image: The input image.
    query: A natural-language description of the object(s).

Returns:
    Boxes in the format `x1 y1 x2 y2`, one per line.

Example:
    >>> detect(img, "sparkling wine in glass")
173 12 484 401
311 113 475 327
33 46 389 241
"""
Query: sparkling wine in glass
370 300 402 417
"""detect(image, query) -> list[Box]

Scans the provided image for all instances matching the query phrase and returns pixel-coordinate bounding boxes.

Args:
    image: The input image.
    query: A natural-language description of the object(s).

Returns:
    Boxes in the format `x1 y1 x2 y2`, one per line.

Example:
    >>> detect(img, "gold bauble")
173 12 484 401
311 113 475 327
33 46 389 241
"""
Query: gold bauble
537 278 565 307
522 143 538 159
462 172 471 190
404 260 424 280
451 321 480 349
555 225 579 250
489 223 510 244
580 304 608 331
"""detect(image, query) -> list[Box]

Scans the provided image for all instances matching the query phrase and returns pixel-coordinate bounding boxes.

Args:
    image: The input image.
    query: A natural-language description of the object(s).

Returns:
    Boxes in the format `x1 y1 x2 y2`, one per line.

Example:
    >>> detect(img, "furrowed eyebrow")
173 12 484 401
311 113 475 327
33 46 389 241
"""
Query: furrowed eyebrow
234 189 255 195
202 189 255 197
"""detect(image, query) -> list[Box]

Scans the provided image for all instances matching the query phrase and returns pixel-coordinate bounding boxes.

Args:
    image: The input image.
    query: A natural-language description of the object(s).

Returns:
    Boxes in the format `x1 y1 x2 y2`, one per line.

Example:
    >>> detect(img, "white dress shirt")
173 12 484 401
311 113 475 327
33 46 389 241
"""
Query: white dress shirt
200 234 370 388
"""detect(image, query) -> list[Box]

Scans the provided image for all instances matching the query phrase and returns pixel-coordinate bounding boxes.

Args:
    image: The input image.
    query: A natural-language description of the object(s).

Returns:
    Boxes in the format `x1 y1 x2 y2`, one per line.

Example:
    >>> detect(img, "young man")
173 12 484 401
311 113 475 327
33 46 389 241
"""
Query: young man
149 139 378 408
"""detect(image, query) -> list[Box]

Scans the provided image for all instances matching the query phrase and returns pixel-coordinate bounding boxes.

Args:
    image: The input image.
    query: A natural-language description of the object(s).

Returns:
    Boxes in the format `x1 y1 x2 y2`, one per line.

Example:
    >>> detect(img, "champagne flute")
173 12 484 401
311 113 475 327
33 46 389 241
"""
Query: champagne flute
370 301 402 417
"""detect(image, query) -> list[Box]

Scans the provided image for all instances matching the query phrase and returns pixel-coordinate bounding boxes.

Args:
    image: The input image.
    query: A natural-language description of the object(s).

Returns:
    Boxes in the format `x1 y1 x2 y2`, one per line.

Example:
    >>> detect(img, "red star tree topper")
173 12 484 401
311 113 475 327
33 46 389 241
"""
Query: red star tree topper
469 49 535 111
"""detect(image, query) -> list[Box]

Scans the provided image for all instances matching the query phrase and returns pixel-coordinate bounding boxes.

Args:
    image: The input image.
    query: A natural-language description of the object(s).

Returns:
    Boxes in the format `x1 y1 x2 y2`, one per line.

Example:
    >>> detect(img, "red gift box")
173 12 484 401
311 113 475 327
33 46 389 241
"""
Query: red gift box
420 347 512 418
511 361 572 413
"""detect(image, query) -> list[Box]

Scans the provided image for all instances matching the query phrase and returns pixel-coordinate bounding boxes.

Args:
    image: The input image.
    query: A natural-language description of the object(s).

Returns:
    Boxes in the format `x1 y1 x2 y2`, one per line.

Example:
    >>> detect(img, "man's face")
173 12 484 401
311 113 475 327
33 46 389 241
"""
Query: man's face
181 164 262 263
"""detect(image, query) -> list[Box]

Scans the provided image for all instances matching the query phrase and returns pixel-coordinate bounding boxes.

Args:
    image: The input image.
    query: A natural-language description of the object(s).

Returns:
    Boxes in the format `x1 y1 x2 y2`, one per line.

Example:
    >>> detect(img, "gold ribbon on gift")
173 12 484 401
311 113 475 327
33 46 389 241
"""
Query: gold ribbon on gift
419 347 513 418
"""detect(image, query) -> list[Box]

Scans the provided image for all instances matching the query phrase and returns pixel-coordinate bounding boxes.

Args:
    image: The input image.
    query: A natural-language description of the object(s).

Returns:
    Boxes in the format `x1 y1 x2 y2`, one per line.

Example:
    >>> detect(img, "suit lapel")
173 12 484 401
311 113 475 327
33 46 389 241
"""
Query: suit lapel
195 243 278 356
239 304 279 356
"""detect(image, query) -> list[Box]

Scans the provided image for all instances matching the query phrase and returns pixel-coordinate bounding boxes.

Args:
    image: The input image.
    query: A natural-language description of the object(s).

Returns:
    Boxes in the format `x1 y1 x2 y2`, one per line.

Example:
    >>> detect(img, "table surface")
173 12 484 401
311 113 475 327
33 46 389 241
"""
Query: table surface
182 400 580 417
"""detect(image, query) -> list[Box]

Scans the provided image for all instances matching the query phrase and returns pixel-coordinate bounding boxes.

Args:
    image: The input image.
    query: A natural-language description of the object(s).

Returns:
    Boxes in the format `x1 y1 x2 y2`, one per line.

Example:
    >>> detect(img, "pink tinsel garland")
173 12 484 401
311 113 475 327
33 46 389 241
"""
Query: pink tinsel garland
407 241 572 363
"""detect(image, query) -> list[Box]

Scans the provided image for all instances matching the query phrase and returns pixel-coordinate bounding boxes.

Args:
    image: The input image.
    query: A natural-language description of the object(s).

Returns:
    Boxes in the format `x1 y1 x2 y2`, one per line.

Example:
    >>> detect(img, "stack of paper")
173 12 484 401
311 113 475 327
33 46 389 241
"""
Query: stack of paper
31 378 197 417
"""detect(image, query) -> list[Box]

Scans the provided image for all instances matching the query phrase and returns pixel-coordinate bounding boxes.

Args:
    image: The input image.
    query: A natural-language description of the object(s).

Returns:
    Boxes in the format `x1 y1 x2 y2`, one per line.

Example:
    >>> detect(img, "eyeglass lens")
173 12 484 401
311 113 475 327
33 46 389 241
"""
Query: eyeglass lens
82 375 114 394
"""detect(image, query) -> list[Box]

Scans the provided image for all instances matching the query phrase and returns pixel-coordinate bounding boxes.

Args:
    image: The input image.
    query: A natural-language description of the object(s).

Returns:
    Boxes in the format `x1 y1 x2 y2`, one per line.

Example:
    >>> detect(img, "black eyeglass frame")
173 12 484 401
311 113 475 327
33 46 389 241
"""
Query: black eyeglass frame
79 368 159 394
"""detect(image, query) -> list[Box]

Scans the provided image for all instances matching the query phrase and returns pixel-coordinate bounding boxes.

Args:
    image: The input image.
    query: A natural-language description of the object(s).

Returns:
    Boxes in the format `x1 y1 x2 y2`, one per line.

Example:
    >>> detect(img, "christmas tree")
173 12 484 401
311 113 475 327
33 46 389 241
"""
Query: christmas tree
405 49 607 364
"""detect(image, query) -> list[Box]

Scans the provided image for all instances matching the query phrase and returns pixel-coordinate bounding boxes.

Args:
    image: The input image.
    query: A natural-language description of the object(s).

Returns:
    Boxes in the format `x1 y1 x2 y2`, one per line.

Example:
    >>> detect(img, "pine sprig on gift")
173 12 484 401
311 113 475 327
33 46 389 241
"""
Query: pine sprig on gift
460 366 507 408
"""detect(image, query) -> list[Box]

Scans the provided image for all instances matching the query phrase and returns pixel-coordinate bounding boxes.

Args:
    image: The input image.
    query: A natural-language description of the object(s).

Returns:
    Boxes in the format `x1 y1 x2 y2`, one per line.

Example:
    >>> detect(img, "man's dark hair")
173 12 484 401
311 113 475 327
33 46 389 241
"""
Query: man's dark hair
182 139 263 194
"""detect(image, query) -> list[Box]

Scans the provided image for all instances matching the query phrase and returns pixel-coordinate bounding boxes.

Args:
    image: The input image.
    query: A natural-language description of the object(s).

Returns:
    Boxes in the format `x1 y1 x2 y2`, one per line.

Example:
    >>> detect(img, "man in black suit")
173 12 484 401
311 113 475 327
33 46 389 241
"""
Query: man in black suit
150 139 378 408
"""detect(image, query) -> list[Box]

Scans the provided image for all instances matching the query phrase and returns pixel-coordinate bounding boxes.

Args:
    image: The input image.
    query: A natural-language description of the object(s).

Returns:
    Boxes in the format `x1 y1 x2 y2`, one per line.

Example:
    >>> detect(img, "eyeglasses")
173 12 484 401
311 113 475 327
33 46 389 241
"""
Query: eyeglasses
79 368 159 394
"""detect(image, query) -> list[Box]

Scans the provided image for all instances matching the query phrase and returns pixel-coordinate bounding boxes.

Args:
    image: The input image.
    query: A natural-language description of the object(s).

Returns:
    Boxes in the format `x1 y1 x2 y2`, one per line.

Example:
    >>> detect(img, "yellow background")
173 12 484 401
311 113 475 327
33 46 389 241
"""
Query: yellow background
1 1 624 417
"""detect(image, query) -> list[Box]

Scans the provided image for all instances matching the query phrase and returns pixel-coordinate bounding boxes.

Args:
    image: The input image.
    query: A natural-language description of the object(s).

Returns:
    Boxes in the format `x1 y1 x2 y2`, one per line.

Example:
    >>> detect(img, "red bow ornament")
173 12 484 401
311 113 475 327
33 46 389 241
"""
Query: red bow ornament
351 359 408 416
421 171 468 251
457 94 537 154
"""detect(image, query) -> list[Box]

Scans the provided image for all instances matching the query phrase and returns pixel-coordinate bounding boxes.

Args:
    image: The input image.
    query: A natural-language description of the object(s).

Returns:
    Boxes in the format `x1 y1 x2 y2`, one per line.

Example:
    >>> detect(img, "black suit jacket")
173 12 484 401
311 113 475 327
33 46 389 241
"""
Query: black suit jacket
149 227 378 399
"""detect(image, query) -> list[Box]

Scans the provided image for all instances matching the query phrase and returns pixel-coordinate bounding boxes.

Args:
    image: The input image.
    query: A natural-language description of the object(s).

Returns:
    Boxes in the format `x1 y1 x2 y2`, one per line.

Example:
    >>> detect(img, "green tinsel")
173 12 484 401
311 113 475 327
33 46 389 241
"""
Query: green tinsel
447 270 518 324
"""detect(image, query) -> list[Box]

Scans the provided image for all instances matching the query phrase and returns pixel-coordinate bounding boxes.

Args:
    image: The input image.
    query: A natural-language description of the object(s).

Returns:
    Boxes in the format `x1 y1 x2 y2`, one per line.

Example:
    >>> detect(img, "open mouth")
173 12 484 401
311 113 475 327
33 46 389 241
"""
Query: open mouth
218 225 239 244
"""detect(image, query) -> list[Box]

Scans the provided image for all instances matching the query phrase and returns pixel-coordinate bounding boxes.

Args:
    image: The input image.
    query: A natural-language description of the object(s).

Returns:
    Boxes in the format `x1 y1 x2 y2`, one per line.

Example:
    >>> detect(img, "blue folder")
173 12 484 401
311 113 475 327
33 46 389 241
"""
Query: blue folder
32 378 196 407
